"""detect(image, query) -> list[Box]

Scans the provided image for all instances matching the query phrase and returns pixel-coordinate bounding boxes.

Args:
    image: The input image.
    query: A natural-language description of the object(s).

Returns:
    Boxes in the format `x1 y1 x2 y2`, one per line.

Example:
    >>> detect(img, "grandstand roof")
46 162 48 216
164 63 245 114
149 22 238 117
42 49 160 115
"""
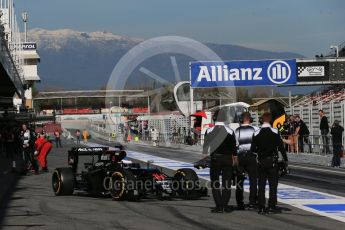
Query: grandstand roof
35 90 147 99
250 98 288 109
35 88 235 101
326 41 345 57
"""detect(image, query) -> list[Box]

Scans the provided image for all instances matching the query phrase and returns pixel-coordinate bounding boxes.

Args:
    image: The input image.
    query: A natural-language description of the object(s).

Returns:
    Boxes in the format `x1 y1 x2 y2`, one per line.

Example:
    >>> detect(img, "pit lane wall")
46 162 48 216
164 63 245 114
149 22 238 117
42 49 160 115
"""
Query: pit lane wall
57 114 103 130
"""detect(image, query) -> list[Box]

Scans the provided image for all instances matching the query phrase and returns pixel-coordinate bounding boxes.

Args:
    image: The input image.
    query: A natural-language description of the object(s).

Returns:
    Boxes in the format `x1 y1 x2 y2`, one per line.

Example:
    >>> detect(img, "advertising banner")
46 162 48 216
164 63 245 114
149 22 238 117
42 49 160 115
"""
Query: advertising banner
190 59 297 88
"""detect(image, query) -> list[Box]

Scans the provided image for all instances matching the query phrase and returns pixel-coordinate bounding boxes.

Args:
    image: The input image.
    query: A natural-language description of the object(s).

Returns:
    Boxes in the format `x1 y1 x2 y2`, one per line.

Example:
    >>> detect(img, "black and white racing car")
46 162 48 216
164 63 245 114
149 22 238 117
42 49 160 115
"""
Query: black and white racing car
52 145 207 201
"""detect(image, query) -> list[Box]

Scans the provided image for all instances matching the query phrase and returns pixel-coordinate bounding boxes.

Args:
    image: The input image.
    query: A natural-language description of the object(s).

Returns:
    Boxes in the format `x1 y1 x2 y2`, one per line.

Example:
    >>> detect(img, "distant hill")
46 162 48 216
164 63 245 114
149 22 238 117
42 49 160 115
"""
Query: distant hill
28 28 304 90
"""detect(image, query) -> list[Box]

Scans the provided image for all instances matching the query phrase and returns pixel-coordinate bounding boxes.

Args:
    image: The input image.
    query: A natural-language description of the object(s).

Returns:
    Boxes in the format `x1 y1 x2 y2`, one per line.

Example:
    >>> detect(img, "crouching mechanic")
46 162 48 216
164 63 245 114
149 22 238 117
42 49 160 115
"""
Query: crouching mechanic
235 112 259 210
34 132 53 172
251 112 288 214
203 110 238 213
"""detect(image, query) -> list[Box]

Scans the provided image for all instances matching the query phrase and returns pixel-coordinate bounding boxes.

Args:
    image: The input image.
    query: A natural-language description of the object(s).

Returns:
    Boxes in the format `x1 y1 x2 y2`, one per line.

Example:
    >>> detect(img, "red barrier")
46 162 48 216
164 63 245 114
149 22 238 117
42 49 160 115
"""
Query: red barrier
132 107 149 113
63 108 94 114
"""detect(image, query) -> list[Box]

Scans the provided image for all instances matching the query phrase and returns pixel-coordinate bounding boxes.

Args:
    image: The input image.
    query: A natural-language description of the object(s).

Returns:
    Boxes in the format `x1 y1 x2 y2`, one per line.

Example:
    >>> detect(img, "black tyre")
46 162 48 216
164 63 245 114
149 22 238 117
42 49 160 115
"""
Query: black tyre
52 168 75 196
123 169 141 201
110 169 141 201
110 170 126 201
173 168 199 199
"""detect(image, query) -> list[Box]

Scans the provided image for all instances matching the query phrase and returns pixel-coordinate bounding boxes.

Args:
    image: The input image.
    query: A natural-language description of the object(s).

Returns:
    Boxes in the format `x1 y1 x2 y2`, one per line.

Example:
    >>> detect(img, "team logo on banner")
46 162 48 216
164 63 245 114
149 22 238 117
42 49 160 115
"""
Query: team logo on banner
298 66 325 77
191 59 297 88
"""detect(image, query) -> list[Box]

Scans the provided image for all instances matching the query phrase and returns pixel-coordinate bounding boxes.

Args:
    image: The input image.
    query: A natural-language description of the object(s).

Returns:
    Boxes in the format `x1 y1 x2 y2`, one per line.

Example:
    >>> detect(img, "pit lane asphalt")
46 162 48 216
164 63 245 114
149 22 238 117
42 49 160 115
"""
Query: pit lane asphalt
1 139 344 230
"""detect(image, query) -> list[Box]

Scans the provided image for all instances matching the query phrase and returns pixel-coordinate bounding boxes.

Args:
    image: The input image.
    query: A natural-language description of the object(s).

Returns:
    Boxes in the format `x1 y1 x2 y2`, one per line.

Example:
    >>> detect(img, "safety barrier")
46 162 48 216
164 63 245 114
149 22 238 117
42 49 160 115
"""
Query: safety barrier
88 123 120 142
61 127 74 140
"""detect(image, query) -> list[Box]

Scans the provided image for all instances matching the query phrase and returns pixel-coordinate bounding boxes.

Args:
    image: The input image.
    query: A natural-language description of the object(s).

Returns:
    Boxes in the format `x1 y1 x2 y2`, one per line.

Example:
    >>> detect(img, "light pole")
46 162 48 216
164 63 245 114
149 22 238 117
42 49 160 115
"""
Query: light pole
330 45 339 58
22 11 28 42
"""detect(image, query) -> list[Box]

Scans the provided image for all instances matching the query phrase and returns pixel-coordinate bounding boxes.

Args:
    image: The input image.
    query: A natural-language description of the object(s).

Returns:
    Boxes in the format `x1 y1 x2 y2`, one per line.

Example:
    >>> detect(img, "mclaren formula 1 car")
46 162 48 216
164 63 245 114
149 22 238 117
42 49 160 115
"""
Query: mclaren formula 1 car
52 146 207 201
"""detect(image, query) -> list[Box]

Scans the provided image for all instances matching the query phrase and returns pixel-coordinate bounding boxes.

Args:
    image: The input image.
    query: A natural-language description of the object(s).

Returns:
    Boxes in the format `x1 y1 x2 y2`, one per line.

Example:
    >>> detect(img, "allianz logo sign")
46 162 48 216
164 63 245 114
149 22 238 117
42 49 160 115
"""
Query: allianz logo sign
267 60 292 84
196 60 291 84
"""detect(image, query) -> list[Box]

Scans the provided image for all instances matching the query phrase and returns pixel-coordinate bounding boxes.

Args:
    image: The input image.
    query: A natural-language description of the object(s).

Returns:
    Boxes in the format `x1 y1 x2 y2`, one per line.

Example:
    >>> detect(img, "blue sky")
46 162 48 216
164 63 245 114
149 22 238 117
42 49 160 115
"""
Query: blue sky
14 0 345 57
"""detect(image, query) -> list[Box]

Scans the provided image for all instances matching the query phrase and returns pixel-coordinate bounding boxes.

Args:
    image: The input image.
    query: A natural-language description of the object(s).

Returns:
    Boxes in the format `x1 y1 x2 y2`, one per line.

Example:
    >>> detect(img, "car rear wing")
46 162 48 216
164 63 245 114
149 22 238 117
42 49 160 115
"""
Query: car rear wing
70 147 109 155
68 146 127 172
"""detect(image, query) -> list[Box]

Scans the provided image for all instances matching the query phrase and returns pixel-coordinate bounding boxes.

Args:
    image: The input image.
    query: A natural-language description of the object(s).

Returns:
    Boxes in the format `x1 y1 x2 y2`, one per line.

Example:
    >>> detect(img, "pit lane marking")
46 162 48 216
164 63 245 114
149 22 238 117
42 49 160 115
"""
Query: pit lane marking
289 165 345 175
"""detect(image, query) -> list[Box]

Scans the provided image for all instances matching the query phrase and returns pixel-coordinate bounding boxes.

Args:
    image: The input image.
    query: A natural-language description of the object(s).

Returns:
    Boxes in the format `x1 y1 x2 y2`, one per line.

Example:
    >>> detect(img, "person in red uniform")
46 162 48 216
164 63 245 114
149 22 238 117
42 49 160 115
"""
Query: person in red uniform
34 132 53 172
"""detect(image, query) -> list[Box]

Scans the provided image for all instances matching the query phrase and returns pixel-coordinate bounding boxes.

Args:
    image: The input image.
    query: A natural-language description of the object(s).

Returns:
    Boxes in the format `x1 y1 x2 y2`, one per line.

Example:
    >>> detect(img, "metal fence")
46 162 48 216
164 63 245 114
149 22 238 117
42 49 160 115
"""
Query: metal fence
281 134 338 156
286 98 345 145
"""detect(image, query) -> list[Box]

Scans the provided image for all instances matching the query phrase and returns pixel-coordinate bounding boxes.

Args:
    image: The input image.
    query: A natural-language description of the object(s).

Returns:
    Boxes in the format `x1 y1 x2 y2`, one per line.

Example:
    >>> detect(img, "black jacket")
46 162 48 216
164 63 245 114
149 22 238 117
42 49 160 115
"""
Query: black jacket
320 116 329 131
203 122 237 156
251 123 288 162
331 125 344 145
297 120 310 136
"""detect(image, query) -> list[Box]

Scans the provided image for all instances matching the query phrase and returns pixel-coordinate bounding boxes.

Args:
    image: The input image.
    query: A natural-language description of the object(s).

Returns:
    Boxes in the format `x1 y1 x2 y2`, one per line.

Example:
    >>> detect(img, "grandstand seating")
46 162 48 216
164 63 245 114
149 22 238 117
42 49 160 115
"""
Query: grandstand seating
293 86 345 106
287 85 345 140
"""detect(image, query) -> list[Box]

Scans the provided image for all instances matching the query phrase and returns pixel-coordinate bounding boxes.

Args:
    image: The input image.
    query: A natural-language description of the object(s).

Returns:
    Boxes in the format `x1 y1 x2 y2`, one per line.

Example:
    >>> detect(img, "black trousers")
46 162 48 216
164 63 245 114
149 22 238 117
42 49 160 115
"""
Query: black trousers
258 159 278 209
210 154 233 209
321 129 330 154
298 135 304 153
332 144 342 167
23 147 38 172
55 137 62 148
236 153 258 206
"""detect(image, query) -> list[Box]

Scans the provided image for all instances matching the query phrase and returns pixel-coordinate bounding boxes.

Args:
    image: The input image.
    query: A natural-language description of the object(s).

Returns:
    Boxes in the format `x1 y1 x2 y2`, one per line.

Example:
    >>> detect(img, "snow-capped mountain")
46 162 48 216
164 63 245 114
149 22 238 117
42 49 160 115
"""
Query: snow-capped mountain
28 28 303 90
29 28 140 51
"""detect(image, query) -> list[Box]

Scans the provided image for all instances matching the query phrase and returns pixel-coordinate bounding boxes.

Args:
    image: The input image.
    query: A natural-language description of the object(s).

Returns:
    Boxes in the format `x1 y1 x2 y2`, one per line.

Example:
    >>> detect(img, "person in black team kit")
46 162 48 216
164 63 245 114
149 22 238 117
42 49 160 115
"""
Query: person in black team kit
319 110 330 154
331 120 344 167
251 112 288 214
295 115 311 153
235 112 259 210
203 110 238 213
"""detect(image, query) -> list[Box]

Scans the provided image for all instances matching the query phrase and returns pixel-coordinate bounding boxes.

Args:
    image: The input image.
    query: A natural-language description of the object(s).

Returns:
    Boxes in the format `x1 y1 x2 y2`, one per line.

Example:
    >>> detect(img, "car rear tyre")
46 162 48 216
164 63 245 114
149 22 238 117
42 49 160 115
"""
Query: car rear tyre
110 171 126 201
110 169 141 201
52 168 75 196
